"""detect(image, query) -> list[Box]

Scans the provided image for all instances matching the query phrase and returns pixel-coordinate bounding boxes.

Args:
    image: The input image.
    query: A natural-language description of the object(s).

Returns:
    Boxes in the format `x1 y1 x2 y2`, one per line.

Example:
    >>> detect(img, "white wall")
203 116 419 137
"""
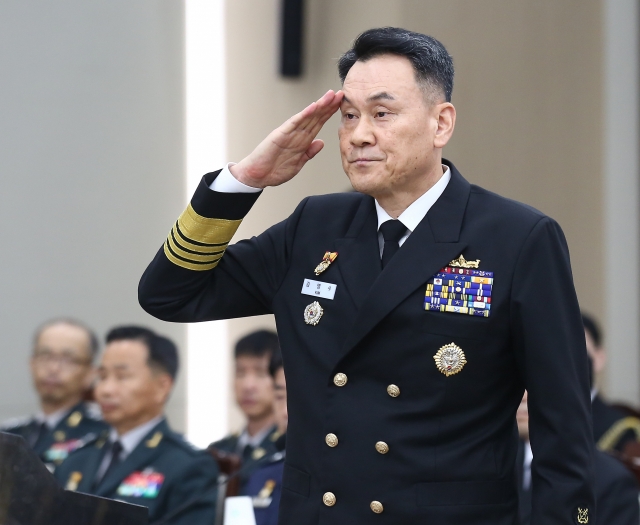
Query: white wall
0 1 188 429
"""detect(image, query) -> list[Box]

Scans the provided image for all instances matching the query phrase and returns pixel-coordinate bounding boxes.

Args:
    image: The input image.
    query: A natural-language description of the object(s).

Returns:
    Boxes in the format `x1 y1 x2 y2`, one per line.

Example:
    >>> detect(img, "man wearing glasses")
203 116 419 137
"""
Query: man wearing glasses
1 319 107 471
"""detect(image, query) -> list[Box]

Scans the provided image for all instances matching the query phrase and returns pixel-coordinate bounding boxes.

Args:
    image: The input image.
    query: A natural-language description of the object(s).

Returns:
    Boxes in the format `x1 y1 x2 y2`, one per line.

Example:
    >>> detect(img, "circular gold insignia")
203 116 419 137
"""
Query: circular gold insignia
386 384 400 397
252 447 267 460
304 301 323 326
323 492 336 507
53 430 66 442
325 433 338 447
433 343 467 377
333 373 347 387
375 441 389 454
370 501 384 514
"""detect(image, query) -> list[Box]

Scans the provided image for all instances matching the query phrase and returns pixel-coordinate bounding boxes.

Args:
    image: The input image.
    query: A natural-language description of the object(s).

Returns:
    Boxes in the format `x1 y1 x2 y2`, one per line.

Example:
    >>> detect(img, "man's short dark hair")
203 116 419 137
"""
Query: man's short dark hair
234 329 279 360
33 318 100 362
106 325 179 380
582 313 602 348
269 348 283 378
338 27 454 103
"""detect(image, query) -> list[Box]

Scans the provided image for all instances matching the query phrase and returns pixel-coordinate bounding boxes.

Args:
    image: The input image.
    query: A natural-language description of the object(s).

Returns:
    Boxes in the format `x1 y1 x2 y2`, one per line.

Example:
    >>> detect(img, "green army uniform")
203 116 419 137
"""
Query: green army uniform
1 401 107 472
55 419 219 525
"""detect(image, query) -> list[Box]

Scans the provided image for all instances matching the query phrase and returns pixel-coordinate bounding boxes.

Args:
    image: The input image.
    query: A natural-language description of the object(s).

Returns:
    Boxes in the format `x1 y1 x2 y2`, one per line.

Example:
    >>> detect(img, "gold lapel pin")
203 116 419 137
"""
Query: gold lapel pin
314 252 338 276
449 254 480 269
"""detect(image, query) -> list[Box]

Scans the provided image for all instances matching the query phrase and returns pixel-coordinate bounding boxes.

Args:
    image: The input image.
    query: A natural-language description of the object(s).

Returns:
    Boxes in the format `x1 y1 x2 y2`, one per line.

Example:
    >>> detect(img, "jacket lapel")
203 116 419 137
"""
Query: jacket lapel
94 420 167 497
334 196 381 308
340 162 471 357
76 435 109 493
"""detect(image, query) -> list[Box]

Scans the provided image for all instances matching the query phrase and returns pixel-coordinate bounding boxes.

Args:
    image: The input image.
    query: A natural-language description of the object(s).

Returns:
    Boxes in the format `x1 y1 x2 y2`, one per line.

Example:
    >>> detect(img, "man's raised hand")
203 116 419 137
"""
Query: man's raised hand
229 90 343 189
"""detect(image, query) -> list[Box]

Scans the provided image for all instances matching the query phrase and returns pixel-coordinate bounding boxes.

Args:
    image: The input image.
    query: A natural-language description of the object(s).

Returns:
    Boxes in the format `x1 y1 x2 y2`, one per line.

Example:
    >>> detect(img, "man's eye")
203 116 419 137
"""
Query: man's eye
345 113 356 120
376 112 388 118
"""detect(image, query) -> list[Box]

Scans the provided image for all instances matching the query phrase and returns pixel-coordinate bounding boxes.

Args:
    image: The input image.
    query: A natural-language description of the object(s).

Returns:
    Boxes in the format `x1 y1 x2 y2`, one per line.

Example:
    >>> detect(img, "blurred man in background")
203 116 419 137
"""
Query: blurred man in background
516 391 639 525
583 313 640 451
242 350 287 525
211 330 280 482
1 319 106 471
55 326 218 525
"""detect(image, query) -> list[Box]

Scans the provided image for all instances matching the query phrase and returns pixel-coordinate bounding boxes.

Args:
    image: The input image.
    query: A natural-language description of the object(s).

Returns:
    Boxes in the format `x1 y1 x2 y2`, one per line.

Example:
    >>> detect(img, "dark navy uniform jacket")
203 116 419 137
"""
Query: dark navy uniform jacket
54 419 219 525
243 458 285 525
517 440 639 525
1 401 107 471
139 160 595 525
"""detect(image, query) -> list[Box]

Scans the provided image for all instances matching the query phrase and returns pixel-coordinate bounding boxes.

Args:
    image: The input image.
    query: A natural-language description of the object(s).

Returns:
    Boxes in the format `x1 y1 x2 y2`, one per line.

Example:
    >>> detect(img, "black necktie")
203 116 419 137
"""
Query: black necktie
242 444 254 462
102 440 123 480
380 220 408 268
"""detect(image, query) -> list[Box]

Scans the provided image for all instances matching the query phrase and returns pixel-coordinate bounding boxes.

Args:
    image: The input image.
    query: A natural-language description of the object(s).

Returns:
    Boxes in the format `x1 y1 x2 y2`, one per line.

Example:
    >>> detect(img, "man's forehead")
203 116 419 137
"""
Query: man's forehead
342 55 419 102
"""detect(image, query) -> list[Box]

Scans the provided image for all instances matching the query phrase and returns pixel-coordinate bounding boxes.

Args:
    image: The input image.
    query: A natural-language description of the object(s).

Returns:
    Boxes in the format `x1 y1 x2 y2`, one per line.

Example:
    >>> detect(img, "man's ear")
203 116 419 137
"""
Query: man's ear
154 372 174 404
433 103 456 149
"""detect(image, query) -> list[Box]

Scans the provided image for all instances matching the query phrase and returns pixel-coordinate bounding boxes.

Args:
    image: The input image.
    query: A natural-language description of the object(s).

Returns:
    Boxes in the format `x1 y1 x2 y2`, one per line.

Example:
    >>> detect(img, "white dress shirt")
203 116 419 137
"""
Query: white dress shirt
236 424 274 454
523 441 533 490
34 406 72 429
209 163 451 258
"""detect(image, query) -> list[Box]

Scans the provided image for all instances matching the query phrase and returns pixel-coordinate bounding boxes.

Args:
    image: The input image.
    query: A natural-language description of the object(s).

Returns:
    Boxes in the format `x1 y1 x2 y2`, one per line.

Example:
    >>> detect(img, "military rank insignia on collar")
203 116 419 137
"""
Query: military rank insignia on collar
67 411 83 428
314 252 338 276
117 469 165 499
424 258 493 318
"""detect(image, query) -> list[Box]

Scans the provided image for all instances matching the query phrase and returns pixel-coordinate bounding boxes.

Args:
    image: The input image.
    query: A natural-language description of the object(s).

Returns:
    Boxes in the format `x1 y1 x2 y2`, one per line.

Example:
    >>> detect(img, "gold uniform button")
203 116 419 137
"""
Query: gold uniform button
387 384 400 397
323 492 336 507
325 433 339 447
375 441 389 454
333 373 348 387
370 501 384 514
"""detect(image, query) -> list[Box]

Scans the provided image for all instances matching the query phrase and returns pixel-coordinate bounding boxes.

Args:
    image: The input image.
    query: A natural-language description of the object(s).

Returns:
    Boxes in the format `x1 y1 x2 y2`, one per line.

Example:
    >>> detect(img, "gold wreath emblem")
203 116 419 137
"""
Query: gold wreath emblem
433 343 467 377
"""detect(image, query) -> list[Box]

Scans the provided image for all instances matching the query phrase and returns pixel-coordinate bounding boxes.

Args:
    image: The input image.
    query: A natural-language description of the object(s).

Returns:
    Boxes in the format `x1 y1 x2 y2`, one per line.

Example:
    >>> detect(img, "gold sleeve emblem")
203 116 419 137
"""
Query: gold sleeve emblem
577 507 589 524
433 343 467 377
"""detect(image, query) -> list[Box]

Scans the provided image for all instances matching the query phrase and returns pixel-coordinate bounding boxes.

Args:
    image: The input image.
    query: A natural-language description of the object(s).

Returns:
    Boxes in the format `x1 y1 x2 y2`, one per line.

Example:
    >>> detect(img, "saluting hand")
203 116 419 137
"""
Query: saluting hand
230 90 343 189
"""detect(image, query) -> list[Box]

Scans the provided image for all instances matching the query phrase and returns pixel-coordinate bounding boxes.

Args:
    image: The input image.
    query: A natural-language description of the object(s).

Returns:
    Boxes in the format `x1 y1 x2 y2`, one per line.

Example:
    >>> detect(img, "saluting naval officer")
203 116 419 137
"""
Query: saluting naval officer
55 326 219 525
139 27 595 524
1 318 107 471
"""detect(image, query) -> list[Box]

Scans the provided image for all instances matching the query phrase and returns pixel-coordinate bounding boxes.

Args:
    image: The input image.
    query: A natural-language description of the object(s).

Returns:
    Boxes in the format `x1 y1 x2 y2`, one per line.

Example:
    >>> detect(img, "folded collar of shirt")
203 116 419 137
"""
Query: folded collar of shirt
375 165 451 233
109 415 165 459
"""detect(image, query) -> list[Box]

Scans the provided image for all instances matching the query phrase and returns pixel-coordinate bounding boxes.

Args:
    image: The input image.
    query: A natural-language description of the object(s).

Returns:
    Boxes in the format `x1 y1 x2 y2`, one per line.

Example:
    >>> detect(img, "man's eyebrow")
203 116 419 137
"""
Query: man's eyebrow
341 92 396 105
367 91 395 102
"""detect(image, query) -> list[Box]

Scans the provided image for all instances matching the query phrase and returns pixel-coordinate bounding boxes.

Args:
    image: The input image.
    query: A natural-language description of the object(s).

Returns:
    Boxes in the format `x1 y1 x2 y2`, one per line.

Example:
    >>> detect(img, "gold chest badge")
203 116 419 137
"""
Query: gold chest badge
314 252 338 276
433 343 467 377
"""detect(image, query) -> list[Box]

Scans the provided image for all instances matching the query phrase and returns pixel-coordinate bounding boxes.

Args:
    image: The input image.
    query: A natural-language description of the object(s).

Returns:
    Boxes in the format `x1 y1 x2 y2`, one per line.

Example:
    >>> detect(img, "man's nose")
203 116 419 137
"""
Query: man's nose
350 116 375 147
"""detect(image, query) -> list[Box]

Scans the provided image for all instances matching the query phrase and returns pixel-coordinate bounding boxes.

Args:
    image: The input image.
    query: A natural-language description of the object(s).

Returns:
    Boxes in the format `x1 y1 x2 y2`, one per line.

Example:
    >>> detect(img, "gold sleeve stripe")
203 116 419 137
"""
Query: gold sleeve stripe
178 204 242 245
170 227 226 256
163 204 243 271
164 242 220 271
167 231 224 263
596 416 640 451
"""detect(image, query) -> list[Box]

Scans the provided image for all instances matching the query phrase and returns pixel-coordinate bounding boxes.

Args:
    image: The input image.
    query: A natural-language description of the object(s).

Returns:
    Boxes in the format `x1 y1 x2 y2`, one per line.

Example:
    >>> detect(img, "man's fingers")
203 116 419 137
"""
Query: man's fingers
305 139 324 160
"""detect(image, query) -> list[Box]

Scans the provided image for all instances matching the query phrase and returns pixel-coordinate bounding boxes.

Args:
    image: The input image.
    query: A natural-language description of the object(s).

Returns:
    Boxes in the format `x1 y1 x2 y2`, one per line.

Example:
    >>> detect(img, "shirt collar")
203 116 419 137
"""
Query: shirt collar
237 424 274 451
109 415 164 458
375 166 451 232
35 405 74 429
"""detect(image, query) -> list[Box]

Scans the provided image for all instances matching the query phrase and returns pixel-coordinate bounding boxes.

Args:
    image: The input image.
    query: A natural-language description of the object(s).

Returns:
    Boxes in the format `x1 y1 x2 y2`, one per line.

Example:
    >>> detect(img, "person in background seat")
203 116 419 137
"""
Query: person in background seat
55 326 219 525
1 318 106 471
210 330 280 487
242 349 287 525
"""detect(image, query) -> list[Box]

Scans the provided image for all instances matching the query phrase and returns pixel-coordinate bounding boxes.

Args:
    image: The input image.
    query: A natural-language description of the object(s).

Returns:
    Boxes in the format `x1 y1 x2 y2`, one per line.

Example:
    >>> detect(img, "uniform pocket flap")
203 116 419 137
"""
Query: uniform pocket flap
416 479 514 507
282 463 310 498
